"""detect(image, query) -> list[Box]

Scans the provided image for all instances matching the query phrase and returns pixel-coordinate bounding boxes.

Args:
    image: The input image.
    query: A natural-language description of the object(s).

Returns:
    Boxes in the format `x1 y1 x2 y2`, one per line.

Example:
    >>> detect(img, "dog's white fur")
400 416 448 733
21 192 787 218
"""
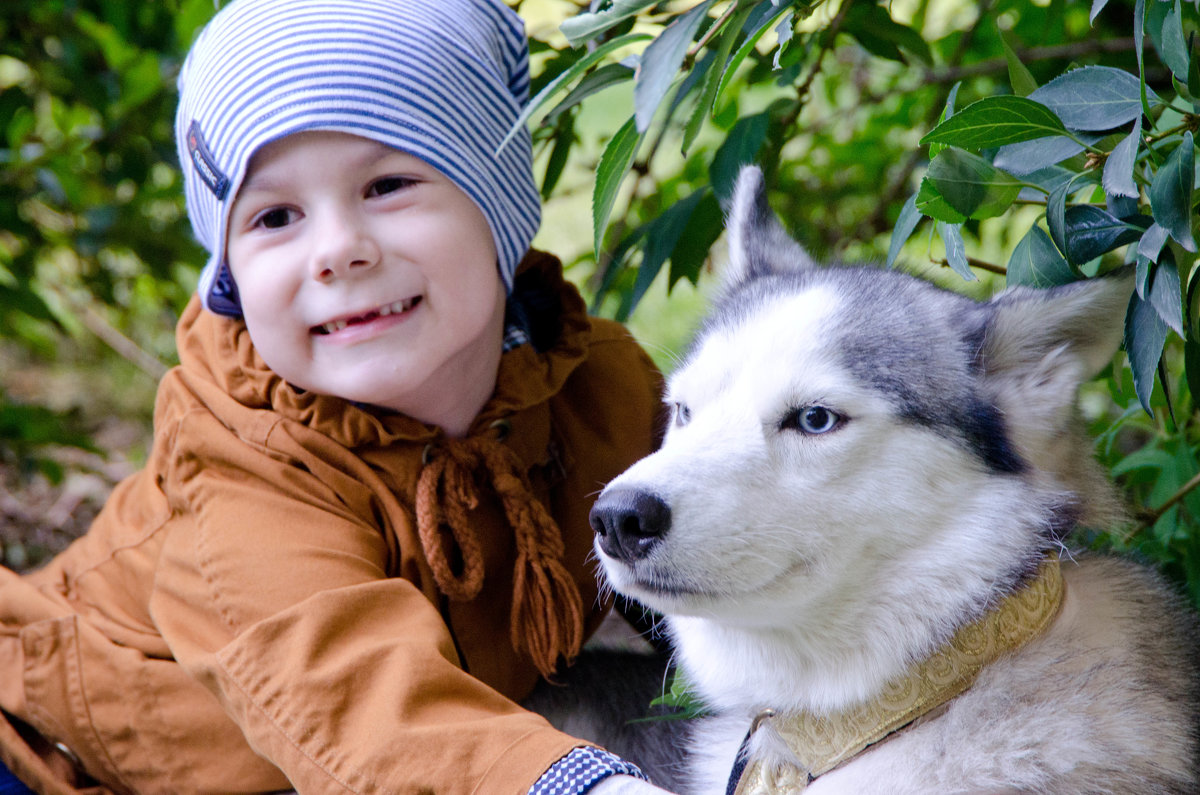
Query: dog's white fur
590 167 1199 793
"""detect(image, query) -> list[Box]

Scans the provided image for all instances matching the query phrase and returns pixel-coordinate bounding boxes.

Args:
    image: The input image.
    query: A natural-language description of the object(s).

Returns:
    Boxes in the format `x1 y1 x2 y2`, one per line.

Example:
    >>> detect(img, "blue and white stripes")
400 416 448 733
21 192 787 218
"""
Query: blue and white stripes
175 0 541 316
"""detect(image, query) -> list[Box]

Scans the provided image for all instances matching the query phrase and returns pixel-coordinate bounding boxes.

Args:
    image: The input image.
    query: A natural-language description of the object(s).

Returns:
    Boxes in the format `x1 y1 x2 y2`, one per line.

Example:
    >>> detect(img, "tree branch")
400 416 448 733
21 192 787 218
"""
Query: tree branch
1126 470 1200 541
923 38 1136 85
933 256 1007 276
76 303 169 381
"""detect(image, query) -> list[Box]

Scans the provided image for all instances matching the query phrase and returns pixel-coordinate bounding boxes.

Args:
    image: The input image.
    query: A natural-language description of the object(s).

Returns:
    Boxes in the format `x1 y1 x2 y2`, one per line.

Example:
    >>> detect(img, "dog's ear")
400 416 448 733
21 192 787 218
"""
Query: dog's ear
980 269 1134 399
724 165 815 287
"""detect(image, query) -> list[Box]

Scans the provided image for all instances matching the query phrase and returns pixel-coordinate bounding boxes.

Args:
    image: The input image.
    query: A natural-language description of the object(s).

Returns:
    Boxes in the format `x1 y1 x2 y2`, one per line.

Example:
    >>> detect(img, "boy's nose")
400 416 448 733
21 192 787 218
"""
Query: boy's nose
311 213 381 282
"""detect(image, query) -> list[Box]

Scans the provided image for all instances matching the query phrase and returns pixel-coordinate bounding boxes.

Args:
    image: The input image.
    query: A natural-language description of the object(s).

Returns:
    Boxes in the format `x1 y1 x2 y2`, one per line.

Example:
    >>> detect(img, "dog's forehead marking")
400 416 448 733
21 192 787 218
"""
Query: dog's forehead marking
671 285 845 408
675 265 1023 473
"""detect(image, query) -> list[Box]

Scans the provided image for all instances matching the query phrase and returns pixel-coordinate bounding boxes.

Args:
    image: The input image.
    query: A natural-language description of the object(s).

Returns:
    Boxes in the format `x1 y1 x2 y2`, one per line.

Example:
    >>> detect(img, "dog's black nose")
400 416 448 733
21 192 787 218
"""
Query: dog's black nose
589 487 671 562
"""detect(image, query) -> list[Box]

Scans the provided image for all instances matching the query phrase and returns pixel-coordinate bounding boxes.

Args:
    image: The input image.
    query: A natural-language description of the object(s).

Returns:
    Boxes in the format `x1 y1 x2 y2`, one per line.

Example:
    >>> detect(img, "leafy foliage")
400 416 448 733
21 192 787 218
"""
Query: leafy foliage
518 0 1200 606
1 0 214 486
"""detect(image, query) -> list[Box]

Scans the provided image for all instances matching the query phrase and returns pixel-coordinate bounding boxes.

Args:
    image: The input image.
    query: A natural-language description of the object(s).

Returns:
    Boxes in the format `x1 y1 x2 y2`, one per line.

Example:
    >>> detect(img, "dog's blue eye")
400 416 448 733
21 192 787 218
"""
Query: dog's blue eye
672 402 691 427
782 406 841 435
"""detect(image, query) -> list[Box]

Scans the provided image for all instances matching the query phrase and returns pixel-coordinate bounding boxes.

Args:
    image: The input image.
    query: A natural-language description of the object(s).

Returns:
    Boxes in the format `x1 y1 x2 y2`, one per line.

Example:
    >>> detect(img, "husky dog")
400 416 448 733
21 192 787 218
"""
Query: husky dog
588 166 1200 794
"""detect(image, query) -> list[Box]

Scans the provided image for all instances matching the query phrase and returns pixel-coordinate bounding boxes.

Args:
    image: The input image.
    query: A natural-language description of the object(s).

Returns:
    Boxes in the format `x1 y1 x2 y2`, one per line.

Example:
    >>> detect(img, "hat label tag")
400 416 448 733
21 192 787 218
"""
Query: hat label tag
187 120 230 200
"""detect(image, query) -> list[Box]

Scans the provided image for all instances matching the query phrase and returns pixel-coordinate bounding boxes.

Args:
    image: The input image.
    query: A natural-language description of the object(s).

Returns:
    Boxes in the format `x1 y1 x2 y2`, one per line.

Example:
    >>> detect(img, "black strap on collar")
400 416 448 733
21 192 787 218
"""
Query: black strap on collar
725 725 753 795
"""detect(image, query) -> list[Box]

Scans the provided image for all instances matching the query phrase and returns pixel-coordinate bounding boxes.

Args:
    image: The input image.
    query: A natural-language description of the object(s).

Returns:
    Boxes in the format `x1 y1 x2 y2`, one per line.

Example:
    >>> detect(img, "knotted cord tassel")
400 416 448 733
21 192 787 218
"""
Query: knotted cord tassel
482 444 584 677
416 436 585 677
415 444 487 601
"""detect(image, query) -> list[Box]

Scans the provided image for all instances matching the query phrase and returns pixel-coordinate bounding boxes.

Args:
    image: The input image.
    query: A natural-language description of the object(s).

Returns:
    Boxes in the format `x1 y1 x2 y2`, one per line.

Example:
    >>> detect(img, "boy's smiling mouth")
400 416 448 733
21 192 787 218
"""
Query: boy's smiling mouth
311 296 423 336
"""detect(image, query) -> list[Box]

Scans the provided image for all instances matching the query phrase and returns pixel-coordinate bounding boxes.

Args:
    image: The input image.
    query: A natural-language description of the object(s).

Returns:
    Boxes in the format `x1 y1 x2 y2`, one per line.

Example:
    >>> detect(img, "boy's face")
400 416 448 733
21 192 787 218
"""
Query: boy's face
226 130 506 428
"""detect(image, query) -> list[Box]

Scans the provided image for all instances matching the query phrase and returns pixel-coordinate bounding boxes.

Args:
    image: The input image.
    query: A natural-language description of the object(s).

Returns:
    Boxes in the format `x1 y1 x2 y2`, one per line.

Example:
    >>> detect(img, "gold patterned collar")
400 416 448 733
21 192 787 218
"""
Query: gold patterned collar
730 556 1065 794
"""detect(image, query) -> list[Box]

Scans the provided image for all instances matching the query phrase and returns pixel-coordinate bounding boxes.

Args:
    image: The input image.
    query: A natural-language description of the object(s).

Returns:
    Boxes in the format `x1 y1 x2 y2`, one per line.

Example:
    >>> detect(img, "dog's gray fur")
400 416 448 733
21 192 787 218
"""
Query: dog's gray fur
584 166 1200 793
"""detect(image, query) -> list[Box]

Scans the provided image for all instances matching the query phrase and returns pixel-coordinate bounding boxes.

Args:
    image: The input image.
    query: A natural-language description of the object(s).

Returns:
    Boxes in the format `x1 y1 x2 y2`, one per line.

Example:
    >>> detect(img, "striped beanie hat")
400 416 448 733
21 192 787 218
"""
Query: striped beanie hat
175 0 541 316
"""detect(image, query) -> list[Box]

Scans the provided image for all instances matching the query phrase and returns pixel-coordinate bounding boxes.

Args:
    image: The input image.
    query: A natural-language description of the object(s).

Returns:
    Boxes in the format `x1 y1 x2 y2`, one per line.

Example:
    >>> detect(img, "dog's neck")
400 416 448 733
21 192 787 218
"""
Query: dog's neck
726 556 1065 793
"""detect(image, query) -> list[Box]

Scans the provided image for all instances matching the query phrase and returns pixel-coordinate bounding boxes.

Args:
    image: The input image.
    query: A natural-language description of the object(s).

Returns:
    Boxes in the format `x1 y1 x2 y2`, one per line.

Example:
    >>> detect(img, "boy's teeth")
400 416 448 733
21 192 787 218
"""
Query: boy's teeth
378 299 408 317
320 299 412 334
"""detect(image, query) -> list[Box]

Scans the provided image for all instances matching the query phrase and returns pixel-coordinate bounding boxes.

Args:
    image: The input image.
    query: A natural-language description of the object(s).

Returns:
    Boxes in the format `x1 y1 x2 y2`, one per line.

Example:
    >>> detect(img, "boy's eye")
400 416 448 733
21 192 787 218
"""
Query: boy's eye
367 176 415 197
254 207 297 229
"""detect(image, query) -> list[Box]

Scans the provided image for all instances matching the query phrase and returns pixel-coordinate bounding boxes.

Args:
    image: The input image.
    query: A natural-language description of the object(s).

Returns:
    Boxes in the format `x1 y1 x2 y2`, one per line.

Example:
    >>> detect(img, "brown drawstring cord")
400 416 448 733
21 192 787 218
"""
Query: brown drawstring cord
415 433 584 677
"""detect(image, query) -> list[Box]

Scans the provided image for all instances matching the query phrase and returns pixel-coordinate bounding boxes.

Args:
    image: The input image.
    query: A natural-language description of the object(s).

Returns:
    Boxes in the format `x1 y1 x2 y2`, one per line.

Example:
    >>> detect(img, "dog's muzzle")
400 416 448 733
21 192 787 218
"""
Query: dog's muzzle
589 487 671 562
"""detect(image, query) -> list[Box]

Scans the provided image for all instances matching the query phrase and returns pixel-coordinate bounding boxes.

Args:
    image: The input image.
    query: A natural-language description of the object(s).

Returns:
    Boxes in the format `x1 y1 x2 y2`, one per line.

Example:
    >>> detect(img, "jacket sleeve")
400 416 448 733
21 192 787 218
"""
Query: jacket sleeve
150 408 582 795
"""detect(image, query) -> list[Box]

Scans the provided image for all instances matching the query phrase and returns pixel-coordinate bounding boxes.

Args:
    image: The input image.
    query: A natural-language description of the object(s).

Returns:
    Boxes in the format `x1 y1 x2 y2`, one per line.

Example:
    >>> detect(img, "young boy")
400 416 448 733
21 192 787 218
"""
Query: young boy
0 0 671 792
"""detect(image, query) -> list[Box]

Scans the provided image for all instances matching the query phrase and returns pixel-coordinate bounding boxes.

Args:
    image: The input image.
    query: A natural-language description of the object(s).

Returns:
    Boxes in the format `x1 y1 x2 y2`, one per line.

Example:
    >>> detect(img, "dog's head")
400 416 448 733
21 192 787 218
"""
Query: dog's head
591 166 1131 629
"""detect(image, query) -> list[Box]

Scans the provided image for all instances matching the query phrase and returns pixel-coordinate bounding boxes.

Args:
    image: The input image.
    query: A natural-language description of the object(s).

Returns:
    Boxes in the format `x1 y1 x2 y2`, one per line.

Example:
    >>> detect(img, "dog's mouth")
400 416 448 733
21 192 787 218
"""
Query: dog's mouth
629 575 706 599
611 563 726 604
613 555 817 611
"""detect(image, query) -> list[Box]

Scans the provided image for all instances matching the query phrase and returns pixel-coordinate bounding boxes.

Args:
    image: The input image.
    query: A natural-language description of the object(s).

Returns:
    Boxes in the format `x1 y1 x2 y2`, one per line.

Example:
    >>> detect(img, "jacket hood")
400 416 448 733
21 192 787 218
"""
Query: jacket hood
174 250 592 448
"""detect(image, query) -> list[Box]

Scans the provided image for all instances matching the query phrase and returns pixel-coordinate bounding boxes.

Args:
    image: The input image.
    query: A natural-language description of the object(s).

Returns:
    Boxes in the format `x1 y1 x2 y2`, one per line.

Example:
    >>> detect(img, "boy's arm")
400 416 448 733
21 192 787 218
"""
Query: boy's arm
150 410 586 795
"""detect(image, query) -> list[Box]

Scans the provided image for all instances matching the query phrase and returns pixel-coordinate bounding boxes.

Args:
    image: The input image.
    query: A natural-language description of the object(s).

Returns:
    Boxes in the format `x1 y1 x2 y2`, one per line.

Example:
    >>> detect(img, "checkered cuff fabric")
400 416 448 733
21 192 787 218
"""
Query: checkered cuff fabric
529 746 647 795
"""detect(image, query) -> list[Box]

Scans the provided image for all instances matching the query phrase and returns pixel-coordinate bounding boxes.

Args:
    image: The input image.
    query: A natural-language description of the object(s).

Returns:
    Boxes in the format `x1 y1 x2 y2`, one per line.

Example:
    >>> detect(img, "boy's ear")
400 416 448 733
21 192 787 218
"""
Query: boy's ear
980 270 1134 406
723 165 815 288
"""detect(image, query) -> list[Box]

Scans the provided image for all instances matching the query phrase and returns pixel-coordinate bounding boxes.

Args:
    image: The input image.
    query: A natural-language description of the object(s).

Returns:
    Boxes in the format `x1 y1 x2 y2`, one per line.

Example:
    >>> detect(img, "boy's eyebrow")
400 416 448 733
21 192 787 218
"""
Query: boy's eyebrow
239 140 402 194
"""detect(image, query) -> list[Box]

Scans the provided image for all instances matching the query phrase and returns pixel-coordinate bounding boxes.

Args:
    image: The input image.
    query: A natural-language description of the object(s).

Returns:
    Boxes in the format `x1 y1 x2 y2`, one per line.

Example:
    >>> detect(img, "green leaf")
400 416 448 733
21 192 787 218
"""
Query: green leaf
1103 118 1142 200
923 148 1022 220
1149 131 1197 252
560 0 659 47
539 115 576 200
716 2 797 106
1107 191 1140 220
927 83 961 160
1061 205 1145 264
1135 0 1153 118
773 10 795 69
681 4 754 154
886 194 922 269
1046 177 1075 256
668 190 724 287
635 0 716 133
1173 71 1200 111
546 63 635 124
1110 443 1176 477
118 53 163 113
1089 0 1111 25
1007 226 1077 287
645 667 708 719
593 115 643 259
1190 30 1200 106
1126 291 1170 414
1149 257 1185 336
993 132 1103 176
920 95 1067 149
1161 0 1191 81
630 189 708 311
1136 223 1171 290
498 32 652 152
936 221 975 281
709 112 770 206
999 28 1038 97
592 229 645 312
1029 66 1160 131
840 2 931 64
916 176 966 224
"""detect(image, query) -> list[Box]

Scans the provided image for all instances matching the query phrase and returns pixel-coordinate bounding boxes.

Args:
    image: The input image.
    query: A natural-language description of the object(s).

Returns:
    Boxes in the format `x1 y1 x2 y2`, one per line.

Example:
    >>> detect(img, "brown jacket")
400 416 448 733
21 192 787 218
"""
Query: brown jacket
0 252 663 794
